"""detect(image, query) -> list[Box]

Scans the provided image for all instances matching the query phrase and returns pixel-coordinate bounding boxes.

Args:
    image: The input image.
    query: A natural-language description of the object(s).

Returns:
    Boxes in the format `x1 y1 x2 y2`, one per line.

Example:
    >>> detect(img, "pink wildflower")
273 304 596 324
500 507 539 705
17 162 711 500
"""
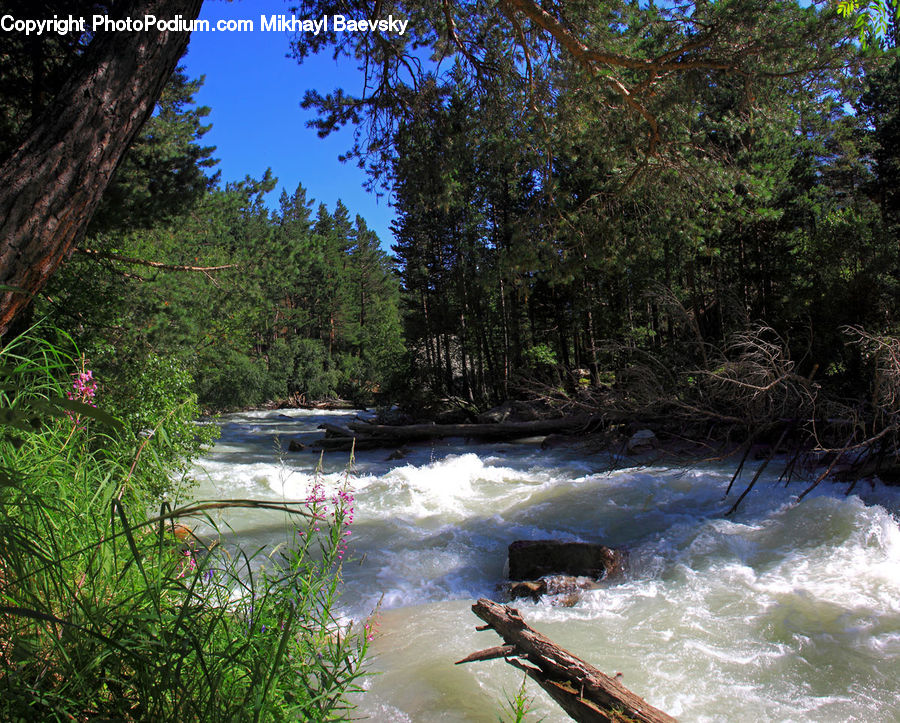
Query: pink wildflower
65 360 98 426
177 548 197 578
364 616 380 642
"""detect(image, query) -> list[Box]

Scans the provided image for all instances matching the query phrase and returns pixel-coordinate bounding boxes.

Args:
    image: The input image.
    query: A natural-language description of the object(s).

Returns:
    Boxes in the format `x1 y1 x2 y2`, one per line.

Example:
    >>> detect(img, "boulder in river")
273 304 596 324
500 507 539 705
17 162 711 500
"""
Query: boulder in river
506 580 545 601
626 429 658 454
540 433 572 449
288 439 306 452
433 408 472 424
505 541 625 605
386 446 411 461
375 407 416 425
508 539 625 580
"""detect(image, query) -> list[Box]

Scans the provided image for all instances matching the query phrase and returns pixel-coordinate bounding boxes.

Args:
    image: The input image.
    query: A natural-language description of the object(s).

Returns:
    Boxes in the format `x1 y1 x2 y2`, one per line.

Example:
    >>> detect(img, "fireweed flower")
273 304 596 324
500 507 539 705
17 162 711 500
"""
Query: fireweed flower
363 614 380 642
176 548 197 578
331 486 356 561
65 359 99 427
300 479 356 562
69 370 97 405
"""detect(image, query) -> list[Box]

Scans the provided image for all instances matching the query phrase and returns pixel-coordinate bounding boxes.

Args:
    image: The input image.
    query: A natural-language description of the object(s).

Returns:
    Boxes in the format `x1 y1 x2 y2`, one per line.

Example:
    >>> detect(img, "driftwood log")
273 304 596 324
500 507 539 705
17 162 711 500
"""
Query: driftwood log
312 415 604 451
457 598 676 723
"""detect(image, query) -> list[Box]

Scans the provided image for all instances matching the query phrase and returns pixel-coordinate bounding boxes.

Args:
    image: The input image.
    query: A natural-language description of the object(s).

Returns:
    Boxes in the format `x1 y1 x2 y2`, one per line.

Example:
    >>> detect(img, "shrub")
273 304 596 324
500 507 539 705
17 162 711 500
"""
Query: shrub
196 348 268 409
263 337 294 402
523 343 558 370
85 343 219 495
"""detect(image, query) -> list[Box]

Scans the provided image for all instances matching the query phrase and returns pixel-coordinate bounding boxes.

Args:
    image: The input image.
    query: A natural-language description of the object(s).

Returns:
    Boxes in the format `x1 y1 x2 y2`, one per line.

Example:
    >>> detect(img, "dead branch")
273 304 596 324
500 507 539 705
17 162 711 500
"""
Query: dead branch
458 598 676 723
845 325 900 415
75 247 238 273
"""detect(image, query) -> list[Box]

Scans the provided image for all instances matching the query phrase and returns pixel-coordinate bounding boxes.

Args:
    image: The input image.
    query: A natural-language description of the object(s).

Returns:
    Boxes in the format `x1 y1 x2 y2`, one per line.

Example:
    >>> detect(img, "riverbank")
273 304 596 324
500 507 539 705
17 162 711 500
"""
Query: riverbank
202 395 366 417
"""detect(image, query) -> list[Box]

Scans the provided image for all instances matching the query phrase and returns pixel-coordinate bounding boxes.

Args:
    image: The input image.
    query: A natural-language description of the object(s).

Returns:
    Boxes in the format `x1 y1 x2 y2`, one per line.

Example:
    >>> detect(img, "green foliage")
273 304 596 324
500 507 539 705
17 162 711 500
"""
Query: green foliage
0 332 369 721
379 0 899 410
45 170 403 411
290 338 341 402
87 344 218 490
89 68 219 235
837 0 899 49
498 675 540 723
42 172 404 411
523 344 558 370
4 46 403 413
196 349 269 411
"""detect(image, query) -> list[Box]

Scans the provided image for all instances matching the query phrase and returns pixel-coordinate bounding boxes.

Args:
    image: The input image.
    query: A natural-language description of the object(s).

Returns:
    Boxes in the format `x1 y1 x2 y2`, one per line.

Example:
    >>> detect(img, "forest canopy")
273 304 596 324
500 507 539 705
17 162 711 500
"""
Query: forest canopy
0 0 898 427
282 1 900 419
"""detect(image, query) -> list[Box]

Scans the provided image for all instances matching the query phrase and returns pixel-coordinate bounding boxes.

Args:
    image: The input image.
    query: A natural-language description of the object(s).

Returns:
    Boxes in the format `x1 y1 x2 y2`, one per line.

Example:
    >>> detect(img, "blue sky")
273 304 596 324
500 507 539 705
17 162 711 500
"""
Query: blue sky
180 0 396 245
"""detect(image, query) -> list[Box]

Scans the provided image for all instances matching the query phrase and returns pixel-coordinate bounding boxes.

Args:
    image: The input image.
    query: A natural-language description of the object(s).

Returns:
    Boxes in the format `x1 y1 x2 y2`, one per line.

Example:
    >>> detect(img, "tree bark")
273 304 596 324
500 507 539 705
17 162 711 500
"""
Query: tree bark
458 598 677 723
0 0 204 334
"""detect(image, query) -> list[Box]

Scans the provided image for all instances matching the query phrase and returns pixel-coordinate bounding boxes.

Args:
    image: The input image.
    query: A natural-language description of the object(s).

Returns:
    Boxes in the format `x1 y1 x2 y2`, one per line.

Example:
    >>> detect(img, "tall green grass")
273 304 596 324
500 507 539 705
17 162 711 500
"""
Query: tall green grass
0 328 368 721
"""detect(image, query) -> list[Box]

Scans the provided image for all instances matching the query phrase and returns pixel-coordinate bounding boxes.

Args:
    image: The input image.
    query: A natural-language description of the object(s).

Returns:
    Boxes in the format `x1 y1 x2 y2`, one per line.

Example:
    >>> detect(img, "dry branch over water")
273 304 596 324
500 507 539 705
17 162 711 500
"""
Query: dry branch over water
458 598 677 723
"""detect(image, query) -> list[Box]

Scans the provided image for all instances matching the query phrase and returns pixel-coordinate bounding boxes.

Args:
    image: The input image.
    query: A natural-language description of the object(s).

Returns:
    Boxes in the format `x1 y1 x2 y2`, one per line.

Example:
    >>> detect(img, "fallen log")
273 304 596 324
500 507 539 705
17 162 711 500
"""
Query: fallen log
345 415 601 438
457 598 676 723
311 415 604 451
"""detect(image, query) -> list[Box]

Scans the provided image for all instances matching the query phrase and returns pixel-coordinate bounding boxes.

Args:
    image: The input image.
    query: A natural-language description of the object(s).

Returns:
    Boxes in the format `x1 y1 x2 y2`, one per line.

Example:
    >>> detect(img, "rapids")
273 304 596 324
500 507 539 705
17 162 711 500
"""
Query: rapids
191 409 900 721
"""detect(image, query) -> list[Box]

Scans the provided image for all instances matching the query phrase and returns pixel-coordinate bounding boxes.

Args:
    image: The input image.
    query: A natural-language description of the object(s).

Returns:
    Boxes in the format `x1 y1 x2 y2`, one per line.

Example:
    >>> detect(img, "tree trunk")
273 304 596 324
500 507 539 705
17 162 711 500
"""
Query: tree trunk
458 598 677 723
499 275 510 397
311 414 604 451
443 331 454 393
0 0 204 334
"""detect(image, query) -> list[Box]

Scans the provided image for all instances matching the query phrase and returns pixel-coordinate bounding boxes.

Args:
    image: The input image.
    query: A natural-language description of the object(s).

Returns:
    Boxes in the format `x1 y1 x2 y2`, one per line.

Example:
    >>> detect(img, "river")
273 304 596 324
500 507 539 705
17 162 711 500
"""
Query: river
190 408 900 722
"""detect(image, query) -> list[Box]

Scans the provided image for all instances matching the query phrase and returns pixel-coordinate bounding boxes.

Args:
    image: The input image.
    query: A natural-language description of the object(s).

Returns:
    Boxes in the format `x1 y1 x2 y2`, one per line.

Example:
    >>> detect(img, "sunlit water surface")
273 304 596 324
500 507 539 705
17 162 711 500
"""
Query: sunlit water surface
190 409 900 722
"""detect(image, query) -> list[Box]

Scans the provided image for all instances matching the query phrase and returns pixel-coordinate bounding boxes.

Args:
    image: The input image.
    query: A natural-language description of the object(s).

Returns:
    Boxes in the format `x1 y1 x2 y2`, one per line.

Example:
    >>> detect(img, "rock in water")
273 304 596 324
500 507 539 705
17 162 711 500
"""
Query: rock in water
387 446 411 461
627 429 658 454
476 400 546 424
433 408 471 424
507 540 625 580
506 580 546 601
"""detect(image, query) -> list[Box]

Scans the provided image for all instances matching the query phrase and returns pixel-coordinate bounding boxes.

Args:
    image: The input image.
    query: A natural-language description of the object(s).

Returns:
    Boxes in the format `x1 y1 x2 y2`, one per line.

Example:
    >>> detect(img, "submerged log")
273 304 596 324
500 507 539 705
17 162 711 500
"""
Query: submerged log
457 598 676 723
311 415 603 451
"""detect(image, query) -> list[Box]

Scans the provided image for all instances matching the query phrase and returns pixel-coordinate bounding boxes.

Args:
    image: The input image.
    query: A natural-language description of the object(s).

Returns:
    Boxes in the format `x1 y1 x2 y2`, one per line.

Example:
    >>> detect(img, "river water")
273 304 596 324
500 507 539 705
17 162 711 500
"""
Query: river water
191 409 900 722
